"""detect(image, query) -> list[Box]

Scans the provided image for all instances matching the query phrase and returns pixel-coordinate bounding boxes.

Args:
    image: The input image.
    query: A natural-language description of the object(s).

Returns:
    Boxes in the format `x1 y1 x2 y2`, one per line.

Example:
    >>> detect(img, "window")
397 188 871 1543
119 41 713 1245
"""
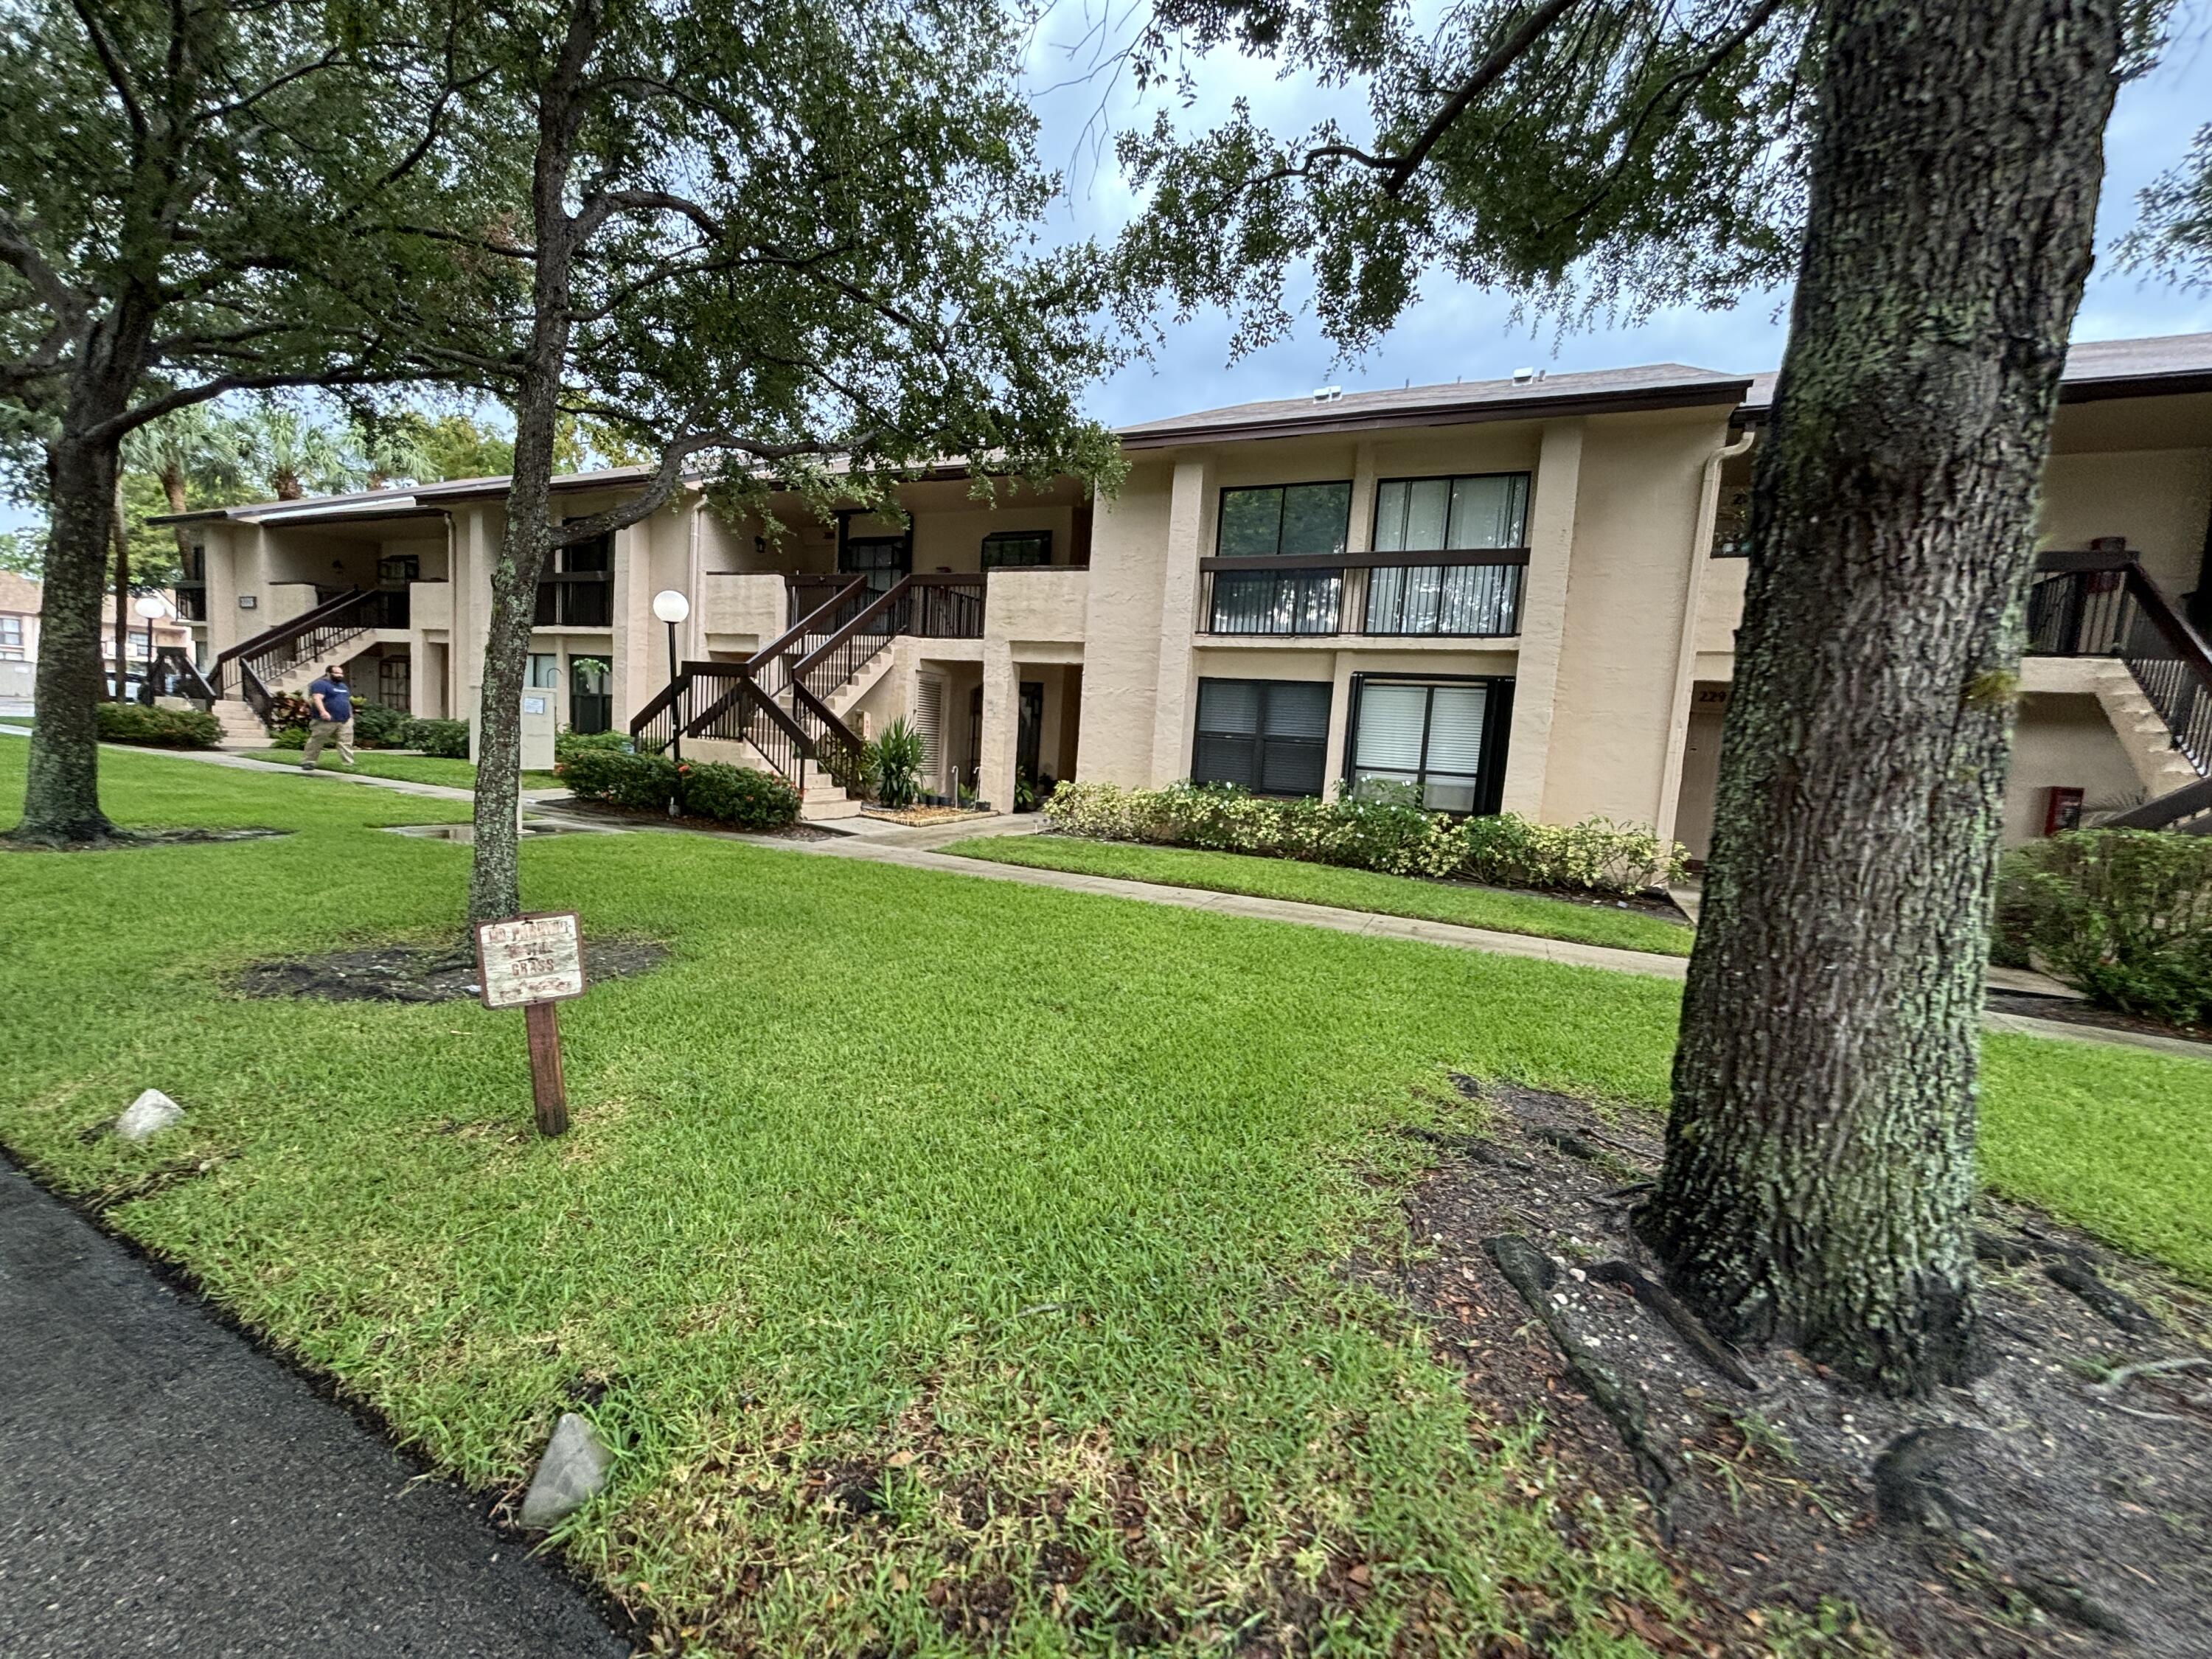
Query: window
981 530 1052 569
1218 481 1352 559
1192 678 1331 797
1371 473 1529 553
1349 676 1512 815
535 532 614 626
527 653 560 689
1711 483 1751 557
0 615 22 649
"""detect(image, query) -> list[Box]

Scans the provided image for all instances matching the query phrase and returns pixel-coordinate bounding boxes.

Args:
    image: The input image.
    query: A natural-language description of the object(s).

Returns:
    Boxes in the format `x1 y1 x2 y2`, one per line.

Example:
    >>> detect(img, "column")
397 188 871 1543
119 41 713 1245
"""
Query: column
1499 419 1584 819
1149 454 1214 786
979 637 1020 811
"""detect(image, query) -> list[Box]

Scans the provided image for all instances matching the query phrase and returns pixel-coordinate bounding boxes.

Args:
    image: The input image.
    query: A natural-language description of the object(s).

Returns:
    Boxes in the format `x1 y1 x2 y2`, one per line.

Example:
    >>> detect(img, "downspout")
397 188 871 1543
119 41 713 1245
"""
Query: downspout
686 488 704 664
1655 425 1757 845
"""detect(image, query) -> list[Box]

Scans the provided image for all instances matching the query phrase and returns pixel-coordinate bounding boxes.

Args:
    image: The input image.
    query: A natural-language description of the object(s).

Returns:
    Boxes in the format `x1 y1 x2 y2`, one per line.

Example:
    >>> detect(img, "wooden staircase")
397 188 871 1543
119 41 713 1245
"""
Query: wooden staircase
631 573 984 820
2026 550 2212 819
206 588 386 740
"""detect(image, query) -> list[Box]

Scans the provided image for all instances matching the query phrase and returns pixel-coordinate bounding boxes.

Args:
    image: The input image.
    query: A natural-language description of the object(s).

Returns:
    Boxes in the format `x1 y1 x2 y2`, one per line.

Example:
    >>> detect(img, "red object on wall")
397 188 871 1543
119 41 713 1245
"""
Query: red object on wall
2044 786 2084 837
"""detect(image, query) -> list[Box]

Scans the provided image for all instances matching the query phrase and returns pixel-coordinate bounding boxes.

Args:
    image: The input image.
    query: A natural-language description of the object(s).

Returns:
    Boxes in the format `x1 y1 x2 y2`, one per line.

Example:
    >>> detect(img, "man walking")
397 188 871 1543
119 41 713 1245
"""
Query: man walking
300 664 355 771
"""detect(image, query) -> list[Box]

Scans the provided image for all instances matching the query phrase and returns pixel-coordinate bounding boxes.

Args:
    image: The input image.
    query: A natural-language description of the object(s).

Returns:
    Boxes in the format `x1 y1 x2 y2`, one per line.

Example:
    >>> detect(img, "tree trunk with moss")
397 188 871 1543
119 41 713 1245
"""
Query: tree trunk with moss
1641 0 2123 1394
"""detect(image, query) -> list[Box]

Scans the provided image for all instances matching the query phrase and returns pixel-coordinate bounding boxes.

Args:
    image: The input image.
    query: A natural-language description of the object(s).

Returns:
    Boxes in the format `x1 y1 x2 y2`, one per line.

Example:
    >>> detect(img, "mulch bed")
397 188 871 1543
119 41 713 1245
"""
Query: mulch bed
235 938 668 1004
1986 990 2211 1048
1 827 289 853
535 795 838 841
1365 1081 2212 1657
860 804 996 827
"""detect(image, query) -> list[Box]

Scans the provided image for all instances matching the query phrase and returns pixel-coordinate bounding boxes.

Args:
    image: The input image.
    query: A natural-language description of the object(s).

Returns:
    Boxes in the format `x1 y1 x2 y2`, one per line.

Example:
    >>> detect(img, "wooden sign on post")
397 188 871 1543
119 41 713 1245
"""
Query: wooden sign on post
475 911 587 1136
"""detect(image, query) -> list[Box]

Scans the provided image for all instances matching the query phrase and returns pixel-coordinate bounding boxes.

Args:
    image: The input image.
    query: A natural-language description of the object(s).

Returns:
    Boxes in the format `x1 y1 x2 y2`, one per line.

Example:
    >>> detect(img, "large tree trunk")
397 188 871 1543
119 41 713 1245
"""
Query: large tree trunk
465 1 597 929
16 435 123 841
112 473 131 701
1641 0 2122 1395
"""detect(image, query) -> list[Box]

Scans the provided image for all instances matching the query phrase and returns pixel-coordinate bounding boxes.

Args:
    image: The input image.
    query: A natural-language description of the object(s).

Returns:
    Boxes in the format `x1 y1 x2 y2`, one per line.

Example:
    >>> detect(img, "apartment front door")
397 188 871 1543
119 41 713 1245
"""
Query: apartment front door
1017 681 1044 800
841 533 910 596
569 655 612 734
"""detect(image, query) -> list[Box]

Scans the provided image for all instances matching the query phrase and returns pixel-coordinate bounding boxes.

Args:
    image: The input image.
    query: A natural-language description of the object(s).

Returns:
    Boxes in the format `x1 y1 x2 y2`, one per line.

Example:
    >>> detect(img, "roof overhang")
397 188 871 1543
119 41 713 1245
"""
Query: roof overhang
1116 379 1754 451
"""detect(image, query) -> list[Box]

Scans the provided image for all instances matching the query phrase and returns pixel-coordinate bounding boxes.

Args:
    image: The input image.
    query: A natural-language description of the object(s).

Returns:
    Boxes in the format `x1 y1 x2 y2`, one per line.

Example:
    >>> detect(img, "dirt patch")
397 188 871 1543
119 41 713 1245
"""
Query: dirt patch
1 827 289 853
1366 1081 2212 1656
235 937 669 1004
535 795 838 840
1987 990 2211 1047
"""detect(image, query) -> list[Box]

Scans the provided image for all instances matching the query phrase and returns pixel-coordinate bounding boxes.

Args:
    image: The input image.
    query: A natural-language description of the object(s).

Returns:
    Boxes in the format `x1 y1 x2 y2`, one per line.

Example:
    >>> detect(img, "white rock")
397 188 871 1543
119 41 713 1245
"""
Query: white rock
518 1413 613 1528
116 1089 184 1142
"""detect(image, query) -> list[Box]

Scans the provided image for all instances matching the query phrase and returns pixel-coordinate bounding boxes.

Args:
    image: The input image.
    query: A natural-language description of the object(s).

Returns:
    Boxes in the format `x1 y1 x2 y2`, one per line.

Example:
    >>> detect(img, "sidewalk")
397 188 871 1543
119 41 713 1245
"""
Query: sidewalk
21 731 2207 1062
0 1159 629 1659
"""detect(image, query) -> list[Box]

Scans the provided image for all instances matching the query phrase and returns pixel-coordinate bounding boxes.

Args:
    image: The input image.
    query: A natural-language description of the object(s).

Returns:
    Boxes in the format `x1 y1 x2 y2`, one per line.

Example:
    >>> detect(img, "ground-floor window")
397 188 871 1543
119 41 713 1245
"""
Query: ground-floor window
569 655 613 734
1346 675 1513 815
1192 677 1331 797
527 653 561 690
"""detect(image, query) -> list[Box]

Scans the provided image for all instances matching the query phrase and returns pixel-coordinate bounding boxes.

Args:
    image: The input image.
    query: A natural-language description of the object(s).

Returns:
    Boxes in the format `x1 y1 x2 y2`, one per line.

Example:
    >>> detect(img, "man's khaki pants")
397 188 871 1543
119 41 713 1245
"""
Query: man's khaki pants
300 719 354 768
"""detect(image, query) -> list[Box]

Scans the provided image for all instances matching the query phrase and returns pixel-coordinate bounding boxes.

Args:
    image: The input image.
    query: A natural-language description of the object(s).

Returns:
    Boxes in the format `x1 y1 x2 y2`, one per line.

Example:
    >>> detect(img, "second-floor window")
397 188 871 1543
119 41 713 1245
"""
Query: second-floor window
1372 473 1528 553
0 614 23 652
535 532 613 627
1218 481 1352 559
981 530 1052 569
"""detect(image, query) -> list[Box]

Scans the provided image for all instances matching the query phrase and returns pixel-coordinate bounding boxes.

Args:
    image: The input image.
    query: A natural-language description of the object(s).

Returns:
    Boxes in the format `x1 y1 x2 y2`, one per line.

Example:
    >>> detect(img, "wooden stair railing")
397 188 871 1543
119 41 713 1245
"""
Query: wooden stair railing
2102 774 2212 835
2028 552 2212 773
209 586 382 721
138 646 218 707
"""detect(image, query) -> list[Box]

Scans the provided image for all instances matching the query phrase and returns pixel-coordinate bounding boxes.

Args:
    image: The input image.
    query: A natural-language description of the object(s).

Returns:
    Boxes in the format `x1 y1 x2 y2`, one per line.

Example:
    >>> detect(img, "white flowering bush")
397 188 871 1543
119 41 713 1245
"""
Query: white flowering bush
1042 780 1684 896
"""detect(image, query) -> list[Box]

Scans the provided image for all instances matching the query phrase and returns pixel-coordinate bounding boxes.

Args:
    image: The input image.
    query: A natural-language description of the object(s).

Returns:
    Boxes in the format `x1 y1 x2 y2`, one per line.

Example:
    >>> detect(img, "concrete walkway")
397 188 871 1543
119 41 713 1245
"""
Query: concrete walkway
0 1159 629 1659
18 730 2208 1062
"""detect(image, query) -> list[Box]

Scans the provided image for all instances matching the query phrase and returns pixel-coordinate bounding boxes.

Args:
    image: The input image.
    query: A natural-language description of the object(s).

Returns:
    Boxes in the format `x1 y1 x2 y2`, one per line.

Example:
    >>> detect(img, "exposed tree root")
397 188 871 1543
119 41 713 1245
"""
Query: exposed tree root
1587 1258 1761 1390
2043 1259 2163 1335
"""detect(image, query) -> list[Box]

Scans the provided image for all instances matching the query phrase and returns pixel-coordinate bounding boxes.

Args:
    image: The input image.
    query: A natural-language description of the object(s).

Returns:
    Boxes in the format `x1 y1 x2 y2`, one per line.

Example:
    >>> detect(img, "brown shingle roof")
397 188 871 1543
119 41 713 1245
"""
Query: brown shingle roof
1738 331 2212 414
1116 362 1752 448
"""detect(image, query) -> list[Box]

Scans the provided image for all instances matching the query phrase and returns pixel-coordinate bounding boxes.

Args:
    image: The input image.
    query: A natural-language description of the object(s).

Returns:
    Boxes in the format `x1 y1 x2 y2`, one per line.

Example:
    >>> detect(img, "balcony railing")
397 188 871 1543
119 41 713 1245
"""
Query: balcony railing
2028 552 2212 773
1197 549 1528 638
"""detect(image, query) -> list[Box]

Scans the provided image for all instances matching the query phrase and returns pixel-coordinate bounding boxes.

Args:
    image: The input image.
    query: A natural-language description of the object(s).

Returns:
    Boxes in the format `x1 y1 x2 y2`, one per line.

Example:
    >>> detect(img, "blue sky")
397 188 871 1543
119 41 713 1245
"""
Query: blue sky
1034 7 2212 425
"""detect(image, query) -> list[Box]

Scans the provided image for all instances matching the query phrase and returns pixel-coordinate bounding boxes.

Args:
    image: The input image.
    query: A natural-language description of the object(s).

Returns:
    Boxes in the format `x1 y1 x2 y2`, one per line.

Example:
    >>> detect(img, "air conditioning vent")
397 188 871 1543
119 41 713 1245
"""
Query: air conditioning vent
1311 385 1343 403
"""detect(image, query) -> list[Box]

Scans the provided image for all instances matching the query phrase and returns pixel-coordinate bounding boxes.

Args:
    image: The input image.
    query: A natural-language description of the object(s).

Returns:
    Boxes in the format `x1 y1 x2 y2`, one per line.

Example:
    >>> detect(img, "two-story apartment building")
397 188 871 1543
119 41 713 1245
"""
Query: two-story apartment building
162 331 2212 843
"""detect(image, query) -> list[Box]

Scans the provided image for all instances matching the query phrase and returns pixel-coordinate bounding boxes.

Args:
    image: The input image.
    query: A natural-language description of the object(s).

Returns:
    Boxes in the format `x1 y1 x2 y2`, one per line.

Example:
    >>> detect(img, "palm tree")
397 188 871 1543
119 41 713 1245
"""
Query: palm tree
243 407 359 500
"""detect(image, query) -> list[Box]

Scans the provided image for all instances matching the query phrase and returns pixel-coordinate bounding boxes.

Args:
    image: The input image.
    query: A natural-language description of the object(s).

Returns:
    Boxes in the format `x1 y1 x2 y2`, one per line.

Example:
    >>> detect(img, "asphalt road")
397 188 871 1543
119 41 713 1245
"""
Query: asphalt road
0 1159 631 1659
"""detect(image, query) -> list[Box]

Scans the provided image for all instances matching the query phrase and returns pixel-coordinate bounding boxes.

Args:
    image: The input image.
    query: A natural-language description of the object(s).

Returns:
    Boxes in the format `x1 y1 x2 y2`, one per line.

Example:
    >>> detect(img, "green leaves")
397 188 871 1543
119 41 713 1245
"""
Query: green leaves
1114 0 1820 355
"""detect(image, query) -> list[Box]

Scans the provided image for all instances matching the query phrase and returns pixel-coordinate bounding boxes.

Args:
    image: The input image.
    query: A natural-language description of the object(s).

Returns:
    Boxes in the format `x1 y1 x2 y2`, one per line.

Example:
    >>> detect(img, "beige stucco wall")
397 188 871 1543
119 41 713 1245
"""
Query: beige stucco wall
2002 692 2147 843
2037 448 2210 597
1077 462 1176 787
1537 406 1728 827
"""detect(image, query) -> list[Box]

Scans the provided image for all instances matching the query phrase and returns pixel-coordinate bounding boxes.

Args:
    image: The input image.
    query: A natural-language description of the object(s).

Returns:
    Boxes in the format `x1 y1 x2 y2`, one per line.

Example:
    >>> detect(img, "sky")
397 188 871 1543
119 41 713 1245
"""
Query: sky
1029 4 2212 425
6 14 2208 537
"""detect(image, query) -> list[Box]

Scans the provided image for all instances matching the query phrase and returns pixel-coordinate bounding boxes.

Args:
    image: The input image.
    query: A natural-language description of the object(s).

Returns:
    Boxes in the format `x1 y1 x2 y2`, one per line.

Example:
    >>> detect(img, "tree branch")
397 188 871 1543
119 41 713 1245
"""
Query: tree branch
1382 0 1586 198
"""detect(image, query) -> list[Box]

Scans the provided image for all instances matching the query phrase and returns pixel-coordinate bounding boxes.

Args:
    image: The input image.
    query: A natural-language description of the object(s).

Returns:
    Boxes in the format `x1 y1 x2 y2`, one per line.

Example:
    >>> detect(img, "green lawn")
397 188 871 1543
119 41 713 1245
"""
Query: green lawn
3 746 2208 1657
232 747 562 789
945 832 1695 956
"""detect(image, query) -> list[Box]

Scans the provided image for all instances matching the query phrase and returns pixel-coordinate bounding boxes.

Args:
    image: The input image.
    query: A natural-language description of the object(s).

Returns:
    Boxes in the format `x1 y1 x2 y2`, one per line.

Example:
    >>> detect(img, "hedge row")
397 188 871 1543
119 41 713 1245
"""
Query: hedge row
558 745 800 830
96 702 223 749
1041 779 1686 897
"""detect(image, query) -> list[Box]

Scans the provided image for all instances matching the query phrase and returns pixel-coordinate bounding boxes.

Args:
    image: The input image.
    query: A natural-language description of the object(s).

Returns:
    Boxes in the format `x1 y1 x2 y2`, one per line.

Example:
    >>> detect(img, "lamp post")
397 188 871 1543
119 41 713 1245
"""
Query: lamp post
650 590 691 762
131 594 165 701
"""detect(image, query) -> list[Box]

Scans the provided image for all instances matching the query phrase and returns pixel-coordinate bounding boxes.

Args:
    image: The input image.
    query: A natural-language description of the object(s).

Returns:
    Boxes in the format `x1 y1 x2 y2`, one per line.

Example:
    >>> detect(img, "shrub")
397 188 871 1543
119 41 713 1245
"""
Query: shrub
350 700 410 749
402 717 470 758
264 691 314 734
270 725 307 751
559 745 800 828
1994 830 2212 1026
1041 779 1685 897
866 717 927 807
94 702 220 749
678 759 801 829
556 728 630 768
560 746 681 811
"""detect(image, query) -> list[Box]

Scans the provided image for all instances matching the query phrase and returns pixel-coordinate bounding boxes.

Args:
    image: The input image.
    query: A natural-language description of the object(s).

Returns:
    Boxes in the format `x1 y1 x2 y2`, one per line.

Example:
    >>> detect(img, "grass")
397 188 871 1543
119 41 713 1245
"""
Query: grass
4 747 2209 1656
944 832 1695 956
232 746 562 789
